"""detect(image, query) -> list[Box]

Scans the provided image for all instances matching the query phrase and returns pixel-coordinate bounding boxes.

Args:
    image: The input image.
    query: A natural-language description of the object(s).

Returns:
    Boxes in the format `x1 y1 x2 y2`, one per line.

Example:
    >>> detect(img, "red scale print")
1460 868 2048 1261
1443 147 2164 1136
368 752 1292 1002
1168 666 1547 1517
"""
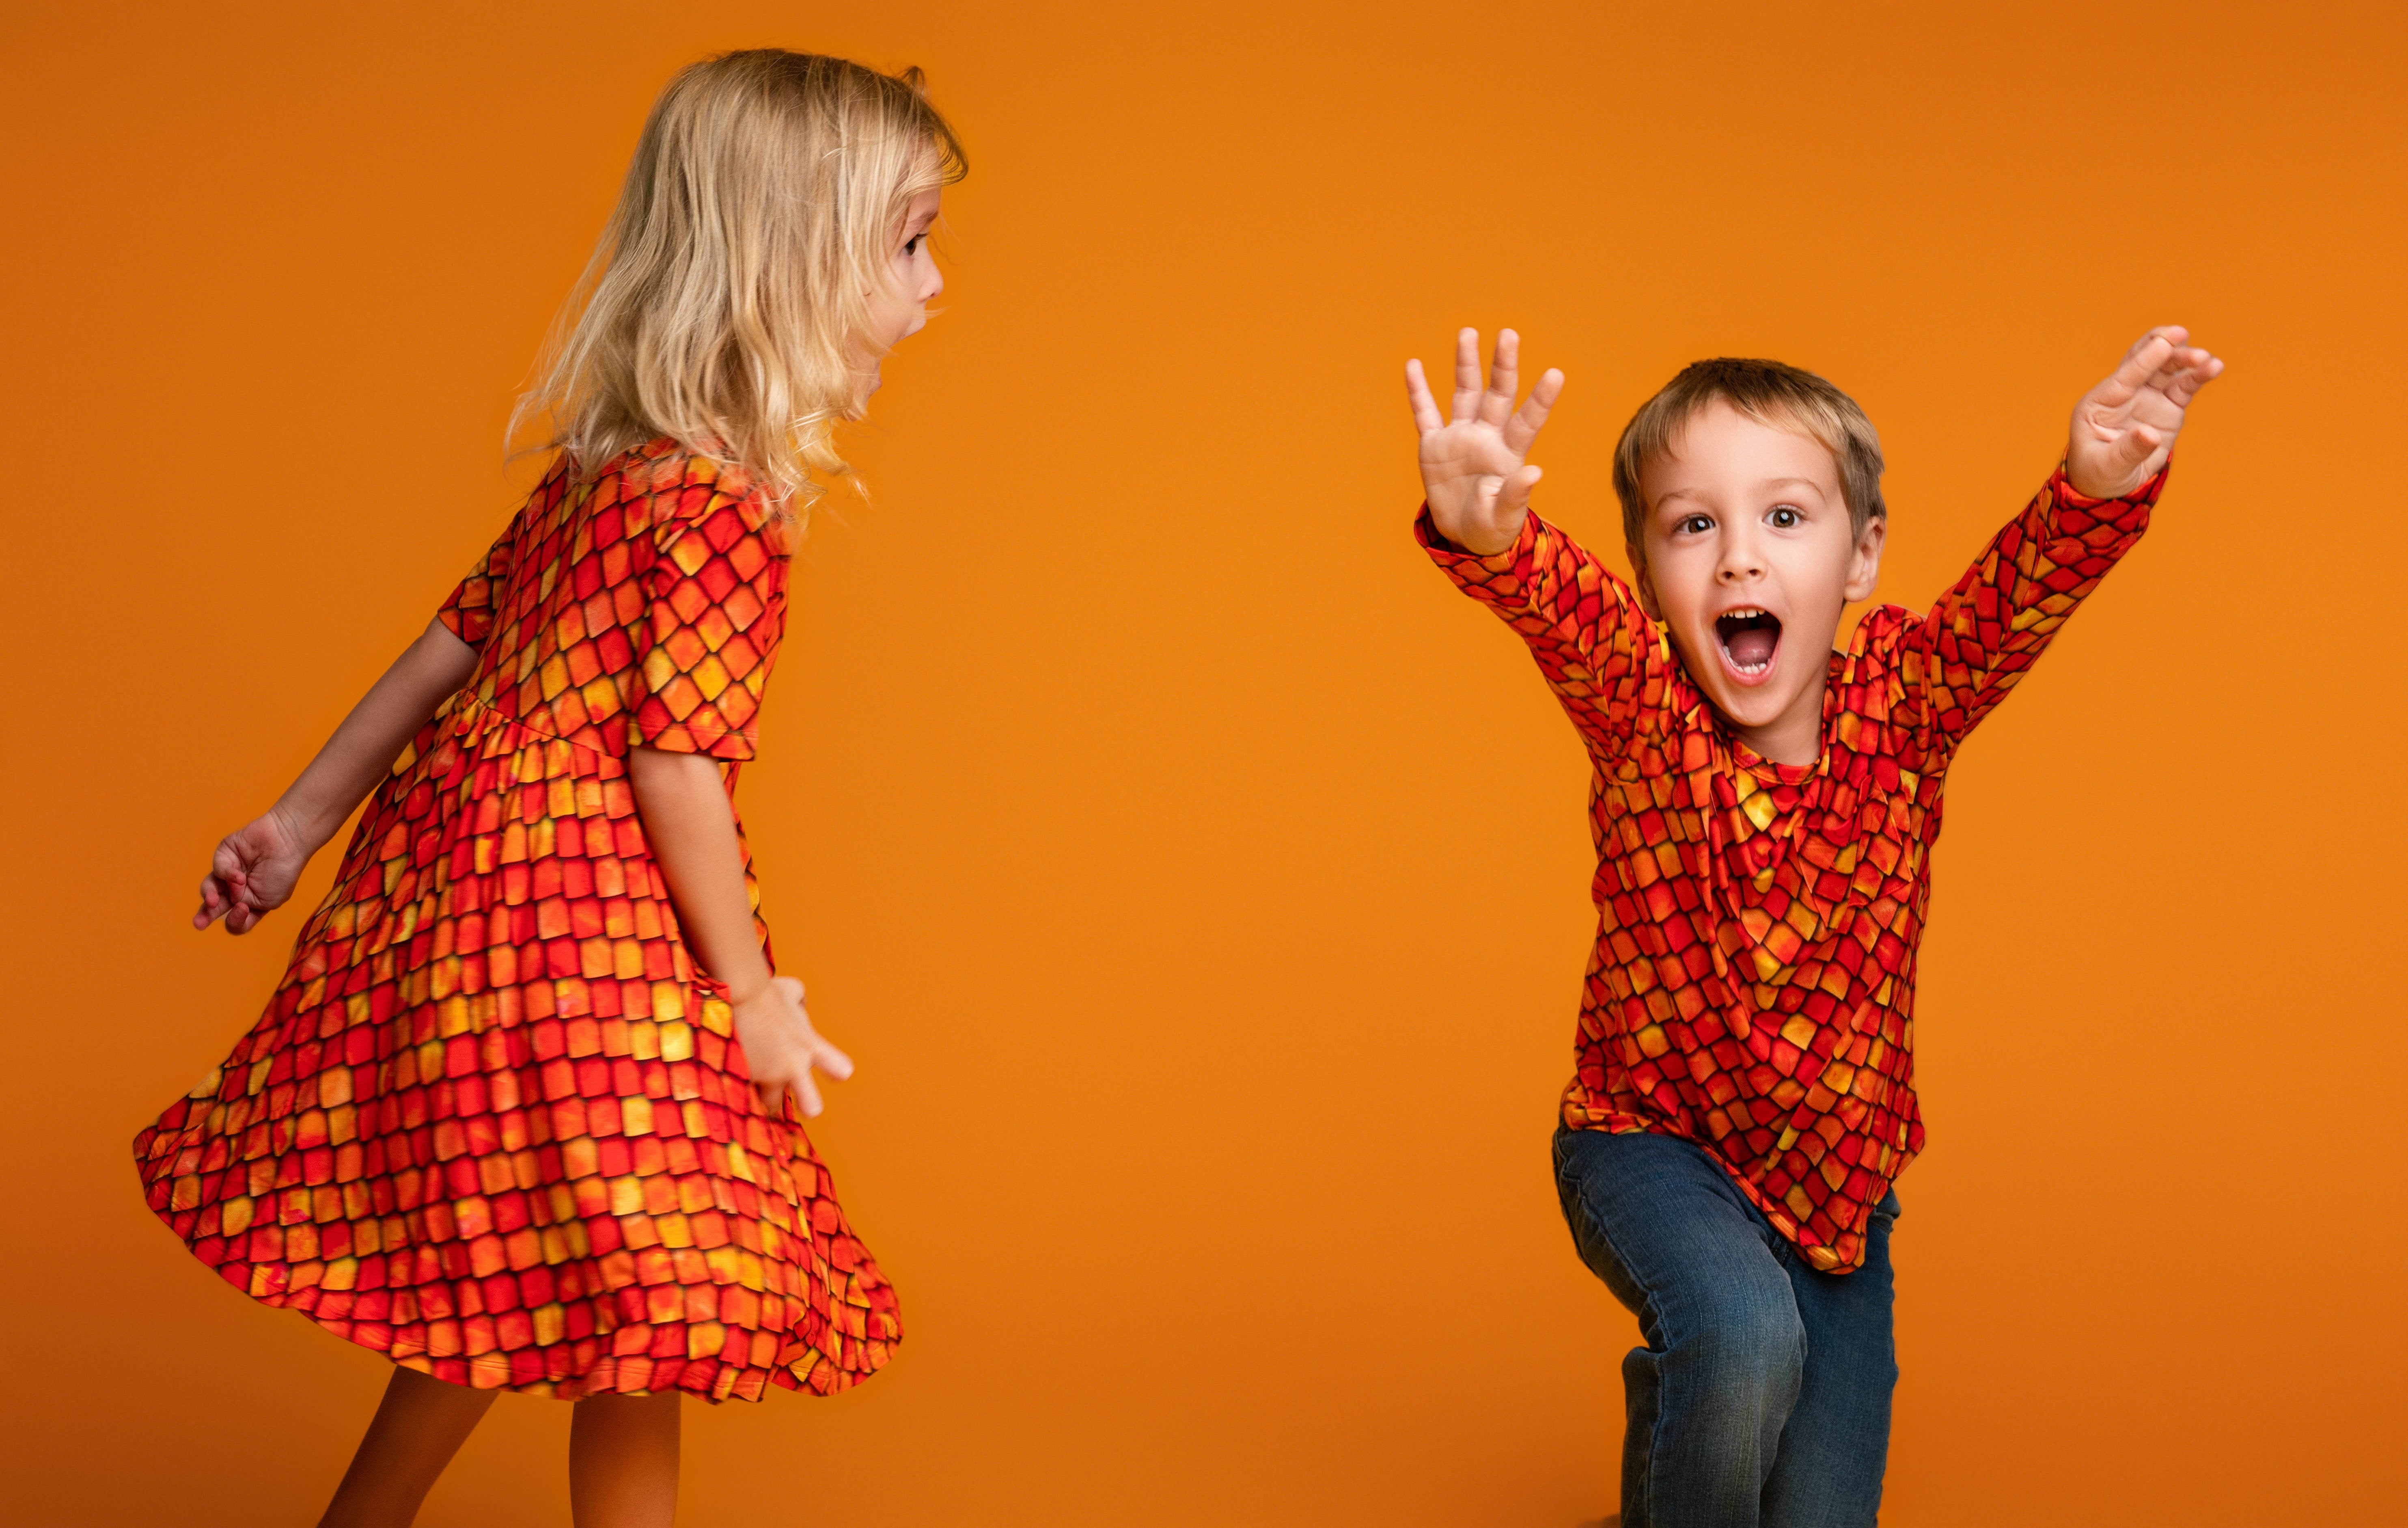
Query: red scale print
136 439 899 1400
1423 466 2162 1271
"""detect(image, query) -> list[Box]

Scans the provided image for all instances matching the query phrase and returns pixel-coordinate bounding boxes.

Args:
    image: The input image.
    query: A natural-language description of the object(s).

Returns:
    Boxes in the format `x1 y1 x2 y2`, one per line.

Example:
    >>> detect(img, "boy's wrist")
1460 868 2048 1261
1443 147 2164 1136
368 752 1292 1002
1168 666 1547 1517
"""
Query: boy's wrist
1417 502 1531 562
2054 458 2169 506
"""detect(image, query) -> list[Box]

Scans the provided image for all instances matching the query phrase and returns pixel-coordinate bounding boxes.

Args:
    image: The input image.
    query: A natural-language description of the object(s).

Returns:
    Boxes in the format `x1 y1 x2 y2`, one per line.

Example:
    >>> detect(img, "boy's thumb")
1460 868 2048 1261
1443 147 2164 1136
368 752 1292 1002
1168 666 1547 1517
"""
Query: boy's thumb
1503 464 1542 510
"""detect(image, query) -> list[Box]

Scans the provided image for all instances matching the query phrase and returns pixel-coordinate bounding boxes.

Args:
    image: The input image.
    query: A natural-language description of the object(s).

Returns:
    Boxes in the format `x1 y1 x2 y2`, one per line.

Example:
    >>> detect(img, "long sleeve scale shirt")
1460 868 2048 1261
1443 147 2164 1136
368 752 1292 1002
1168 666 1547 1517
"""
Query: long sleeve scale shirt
1421 467 2163 1271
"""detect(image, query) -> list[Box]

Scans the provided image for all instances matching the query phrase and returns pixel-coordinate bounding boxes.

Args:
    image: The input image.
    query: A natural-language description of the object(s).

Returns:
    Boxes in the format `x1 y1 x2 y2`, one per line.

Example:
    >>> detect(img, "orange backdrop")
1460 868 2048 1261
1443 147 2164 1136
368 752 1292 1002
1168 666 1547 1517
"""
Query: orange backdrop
4 2 2404 1524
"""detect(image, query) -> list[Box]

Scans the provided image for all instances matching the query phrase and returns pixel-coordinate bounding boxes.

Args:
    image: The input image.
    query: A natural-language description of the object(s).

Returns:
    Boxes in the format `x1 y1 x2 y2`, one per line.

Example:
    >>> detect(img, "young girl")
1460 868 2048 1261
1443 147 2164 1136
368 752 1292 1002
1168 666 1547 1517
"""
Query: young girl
134 50 964 1528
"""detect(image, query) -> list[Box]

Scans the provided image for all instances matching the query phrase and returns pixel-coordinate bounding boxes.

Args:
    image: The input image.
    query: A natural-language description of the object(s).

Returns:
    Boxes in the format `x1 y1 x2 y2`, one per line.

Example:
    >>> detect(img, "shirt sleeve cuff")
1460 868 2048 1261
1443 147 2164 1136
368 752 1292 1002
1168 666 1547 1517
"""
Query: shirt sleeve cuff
627 716 758 762
1414 503 1541 574
2050 460 2170 511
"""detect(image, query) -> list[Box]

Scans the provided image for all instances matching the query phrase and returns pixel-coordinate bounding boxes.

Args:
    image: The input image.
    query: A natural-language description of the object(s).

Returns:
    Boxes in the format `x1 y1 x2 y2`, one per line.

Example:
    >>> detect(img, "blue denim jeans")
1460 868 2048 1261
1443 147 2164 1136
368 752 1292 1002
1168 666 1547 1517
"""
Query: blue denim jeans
1552 1127 1900 1528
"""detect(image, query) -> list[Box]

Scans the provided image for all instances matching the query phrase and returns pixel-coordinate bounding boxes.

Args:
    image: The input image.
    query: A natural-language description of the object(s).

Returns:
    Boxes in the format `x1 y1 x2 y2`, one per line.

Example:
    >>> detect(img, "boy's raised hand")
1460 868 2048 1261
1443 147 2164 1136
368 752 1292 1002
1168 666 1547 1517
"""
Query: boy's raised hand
1406 328 1565 556
2066 326 2225 499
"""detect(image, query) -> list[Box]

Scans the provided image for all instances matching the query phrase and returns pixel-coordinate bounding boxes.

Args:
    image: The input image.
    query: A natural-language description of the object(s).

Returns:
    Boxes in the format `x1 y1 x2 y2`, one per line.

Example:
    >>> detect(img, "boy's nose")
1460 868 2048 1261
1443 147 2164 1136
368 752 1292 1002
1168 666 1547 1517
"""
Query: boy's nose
1717 536 1766 582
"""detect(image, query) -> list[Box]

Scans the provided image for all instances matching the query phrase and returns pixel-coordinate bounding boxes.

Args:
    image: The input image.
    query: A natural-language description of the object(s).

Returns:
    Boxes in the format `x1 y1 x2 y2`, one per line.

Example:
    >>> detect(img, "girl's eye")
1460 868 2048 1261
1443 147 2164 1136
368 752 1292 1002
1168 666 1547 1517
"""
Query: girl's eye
901 235 923 257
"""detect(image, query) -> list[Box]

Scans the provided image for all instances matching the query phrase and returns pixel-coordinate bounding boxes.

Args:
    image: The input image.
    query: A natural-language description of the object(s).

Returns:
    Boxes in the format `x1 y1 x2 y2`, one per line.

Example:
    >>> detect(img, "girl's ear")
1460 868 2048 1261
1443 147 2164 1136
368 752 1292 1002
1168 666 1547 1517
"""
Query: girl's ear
1843 515 1886 602
1628 548 1663 620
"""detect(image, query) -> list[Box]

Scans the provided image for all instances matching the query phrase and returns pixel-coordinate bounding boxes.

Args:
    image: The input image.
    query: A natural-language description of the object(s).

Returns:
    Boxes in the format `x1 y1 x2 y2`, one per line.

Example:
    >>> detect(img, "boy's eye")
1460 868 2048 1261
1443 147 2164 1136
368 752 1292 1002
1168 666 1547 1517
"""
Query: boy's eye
1768 506 1800 528
1677 514 1712 534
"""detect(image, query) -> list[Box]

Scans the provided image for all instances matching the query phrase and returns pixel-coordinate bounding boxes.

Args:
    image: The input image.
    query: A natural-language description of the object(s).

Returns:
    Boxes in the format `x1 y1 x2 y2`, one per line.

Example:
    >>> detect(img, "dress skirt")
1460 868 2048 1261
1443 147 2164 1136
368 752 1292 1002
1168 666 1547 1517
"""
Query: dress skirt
134 442 901 1401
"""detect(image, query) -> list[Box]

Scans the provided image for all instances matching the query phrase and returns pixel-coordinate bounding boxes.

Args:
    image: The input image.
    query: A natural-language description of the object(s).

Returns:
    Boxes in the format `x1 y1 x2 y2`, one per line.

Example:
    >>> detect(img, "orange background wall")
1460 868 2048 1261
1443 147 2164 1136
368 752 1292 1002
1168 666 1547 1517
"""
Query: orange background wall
3 2 2403 1523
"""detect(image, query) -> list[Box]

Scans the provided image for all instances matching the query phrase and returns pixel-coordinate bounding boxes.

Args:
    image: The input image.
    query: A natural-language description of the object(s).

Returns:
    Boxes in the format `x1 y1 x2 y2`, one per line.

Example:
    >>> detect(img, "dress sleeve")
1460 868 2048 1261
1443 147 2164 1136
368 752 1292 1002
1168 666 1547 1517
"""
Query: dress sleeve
435 511 522 647
626 480 788 760
1890 464 2164 758
1417 504 1663 760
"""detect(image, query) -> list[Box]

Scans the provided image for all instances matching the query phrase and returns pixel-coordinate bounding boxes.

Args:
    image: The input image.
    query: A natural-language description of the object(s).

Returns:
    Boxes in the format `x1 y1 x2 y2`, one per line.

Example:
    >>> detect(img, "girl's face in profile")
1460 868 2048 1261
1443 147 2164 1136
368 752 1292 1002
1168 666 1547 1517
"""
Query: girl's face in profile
860 185 945 396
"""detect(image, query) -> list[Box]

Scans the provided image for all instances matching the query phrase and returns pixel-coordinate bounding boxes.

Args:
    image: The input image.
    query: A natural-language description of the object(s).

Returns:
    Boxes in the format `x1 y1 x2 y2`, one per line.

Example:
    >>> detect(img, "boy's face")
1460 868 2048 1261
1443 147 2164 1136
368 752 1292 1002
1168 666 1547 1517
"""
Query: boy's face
1631 401 1884 758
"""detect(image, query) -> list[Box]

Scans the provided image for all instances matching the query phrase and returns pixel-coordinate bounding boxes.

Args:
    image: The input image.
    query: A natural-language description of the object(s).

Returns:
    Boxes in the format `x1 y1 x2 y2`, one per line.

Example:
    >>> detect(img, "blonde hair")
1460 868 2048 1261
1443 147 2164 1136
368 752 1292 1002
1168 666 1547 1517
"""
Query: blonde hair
1612 358 1884 563
513 50 966 516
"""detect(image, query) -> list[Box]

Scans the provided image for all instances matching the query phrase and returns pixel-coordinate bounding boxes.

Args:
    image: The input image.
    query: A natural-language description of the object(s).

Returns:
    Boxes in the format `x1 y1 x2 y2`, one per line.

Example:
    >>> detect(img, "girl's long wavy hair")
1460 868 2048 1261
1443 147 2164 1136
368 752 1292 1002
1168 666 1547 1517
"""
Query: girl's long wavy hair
512 50 966 518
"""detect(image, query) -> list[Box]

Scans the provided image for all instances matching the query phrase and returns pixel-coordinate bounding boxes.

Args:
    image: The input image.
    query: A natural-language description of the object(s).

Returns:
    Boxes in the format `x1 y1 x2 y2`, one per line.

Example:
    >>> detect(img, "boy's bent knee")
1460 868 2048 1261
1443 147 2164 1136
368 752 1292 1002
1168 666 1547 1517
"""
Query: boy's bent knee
1658 1288 1807 1409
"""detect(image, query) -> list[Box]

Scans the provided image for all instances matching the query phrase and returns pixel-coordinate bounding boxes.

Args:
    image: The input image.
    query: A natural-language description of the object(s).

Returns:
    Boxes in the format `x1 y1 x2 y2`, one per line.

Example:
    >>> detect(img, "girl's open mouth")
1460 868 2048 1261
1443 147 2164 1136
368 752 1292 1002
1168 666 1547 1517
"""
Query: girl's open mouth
1715 608 1781 678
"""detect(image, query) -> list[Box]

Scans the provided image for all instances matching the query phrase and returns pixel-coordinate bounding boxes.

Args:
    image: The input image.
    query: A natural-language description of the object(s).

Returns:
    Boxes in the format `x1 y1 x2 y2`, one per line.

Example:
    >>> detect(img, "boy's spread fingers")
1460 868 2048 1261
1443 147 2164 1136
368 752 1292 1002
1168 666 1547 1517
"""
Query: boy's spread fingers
1502 371 1561 453
2115 335 2174 390
1405 360 1444 433
1451 329 1482 421
1453 328 1481 381
2165 358 2222 407
1481 330 1520 426
1494 328 1520 384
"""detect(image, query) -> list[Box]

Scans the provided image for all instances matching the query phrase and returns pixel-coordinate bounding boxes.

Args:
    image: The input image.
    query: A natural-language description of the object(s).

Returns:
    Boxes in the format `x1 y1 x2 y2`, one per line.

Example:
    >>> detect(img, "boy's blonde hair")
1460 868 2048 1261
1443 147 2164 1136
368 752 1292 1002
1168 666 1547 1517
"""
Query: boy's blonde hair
1612 358 1884 563
513 50 966 516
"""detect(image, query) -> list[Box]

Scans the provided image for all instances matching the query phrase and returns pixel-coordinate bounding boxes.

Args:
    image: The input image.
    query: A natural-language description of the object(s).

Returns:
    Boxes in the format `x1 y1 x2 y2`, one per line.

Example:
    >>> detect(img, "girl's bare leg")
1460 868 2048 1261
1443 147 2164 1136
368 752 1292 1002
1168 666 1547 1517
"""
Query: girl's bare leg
319 1366 500 1528
569 1391 681 1528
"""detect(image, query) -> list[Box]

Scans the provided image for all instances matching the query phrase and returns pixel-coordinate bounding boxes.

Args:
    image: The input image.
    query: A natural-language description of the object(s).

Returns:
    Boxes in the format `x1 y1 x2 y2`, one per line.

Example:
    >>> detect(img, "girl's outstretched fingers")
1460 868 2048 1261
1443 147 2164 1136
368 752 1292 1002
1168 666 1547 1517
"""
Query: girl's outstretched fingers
791 1018 854 1120
732 975 854 1119
807 1028 855 1084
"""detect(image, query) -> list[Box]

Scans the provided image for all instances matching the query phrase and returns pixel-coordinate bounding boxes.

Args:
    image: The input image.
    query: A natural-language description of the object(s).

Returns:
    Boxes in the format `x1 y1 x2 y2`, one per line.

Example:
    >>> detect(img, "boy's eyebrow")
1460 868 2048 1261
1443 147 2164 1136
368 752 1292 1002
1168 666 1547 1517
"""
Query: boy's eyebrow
1651 475 1832 513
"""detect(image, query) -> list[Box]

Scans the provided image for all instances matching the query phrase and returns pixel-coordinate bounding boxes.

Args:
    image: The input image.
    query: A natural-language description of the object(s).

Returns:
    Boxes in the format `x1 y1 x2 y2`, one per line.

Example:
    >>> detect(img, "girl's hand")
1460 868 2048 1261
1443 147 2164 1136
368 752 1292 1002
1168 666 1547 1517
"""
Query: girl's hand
729 975 854 1118
1405 327 1565 556
194 806 311 934
2066 326 2224 499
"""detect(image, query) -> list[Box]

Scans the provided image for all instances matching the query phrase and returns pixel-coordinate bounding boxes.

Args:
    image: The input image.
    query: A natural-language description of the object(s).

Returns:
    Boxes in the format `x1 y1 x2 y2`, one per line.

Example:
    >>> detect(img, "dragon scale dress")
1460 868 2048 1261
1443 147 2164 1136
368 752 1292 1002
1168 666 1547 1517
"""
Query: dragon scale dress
134 440 900 1401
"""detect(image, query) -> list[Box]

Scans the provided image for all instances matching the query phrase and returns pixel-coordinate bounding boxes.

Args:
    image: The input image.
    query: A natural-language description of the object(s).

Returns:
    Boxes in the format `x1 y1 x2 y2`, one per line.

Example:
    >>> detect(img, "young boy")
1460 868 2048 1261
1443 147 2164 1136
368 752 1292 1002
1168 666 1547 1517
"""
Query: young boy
1406 327 2220 1527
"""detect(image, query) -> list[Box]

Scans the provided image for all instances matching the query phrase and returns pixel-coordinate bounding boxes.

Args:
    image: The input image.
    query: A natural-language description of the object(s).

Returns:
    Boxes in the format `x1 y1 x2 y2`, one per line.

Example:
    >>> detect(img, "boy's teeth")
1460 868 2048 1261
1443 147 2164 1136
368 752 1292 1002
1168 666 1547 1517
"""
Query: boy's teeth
1715 607 1781 671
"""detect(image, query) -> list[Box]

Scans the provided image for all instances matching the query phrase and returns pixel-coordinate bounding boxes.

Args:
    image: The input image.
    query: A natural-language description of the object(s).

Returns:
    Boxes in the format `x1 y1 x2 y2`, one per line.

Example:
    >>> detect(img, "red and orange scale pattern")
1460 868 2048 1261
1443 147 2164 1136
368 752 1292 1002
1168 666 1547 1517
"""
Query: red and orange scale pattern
136 440 899 1400
1421 466 2163 1271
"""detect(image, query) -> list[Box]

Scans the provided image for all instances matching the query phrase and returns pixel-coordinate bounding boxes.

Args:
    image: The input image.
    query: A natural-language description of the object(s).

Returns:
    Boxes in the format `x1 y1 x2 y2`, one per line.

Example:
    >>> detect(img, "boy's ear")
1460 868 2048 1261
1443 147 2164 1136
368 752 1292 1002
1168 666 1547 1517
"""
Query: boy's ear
1844 516 1886 603
1628 548 1663 619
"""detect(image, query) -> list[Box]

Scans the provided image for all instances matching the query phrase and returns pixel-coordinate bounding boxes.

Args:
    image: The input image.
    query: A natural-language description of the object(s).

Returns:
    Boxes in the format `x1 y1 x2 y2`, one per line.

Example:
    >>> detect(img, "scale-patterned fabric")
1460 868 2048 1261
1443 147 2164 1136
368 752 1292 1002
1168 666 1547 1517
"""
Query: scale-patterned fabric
1422 467 2162 1271
137 440 899 1399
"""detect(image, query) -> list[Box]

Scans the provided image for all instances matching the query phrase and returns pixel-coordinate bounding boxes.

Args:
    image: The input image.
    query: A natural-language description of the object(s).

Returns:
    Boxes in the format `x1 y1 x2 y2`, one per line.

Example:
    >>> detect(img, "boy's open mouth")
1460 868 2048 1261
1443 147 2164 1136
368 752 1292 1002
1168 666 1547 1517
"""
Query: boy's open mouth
1715 608 1781 677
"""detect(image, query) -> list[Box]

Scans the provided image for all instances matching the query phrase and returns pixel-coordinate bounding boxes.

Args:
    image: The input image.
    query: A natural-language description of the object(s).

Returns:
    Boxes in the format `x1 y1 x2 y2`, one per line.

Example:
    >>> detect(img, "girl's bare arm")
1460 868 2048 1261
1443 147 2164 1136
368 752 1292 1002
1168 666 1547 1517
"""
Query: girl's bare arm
194 618 478 934
627 748 853 1116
